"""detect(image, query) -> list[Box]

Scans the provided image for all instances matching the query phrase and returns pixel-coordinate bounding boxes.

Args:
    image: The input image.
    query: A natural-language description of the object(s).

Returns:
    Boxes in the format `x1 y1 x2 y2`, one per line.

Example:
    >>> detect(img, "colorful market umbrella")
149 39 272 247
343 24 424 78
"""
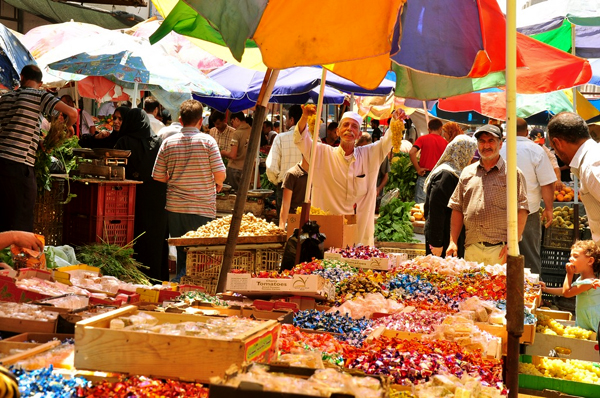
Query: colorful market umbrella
197 64 392 112
46 33 230 97
0 23 37 89
125 18 226 73
150 0 525 92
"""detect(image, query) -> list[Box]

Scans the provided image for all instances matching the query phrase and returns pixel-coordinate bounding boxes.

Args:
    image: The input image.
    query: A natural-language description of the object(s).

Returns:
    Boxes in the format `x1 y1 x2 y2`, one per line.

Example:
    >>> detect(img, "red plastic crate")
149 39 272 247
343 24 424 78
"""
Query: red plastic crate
63 214 134 247
66 182 136 219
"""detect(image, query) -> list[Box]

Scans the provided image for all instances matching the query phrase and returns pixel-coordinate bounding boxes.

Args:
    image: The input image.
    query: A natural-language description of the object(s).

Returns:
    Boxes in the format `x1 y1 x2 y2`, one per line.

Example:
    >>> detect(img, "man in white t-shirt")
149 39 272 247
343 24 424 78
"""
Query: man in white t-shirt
60 95 97 138
143 96 165 134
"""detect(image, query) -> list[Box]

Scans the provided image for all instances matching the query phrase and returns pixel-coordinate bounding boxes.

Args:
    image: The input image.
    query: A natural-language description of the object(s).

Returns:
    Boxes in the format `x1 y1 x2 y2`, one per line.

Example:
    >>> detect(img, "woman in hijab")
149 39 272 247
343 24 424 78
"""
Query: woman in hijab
423 135 477 258
115 108 168 281
79 106 131 149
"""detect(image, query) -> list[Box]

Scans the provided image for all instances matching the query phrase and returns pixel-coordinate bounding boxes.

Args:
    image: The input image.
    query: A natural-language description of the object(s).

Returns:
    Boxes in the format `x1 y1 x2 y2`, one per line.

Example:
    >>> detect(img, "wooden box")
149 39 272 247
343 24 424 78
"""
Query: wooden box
323 252 403 270
0 312 59 334
286 214 357 249
476 322 536 346
74 305 281 383
525 323 599 362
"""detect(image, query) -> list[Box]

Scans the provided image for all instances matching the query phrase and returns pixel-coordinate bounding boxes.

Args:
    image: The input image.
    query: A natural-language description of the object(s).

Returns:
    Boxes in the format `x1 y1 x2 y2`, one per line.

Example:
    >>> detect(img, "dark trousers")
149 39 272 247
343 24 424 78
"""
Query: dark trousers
0 158 36 232
167 211 213 281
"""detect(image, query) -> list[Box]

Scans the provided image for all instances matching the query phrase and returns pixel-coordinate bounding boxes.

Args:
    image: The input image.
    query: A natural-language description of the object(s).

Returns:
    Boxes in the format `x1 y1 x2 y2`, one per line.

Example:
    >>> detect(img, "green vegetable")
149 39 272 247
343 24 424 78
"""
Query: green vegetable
44 247 57 269
385 153 417 202
0 247 13 267
260 172 276 191
374 198 419 243
76 236 155 285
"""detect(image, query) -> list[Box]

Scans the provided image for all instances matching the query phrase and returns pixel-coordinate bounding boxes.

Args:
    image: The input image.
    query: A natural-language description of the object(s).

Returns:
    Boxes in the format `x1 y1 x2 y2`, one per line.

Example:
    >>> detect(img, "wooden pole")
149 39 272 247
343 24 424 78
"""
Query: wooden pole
505 0 523 396
294 68 328 265
216 69 280 293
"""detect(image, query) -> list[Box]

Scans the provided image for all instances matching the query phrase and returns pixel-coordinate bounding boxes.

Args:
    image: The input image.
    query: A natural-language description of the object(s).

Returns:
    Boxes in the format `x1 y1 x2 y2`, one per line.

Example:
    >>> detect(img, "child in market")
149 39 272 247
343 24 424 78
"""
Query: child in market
540 240 600 332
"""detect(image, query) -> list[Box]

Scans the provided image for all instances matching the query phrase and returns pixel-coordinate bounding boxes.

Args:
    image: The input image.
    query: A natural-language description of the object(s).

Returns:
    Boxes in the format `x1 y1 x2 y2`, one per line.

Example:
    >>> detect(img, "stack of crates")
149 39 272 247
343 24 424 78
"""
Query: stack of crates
181 245 284 295
63 181 136 246
34 179 65 246
540 248 570 301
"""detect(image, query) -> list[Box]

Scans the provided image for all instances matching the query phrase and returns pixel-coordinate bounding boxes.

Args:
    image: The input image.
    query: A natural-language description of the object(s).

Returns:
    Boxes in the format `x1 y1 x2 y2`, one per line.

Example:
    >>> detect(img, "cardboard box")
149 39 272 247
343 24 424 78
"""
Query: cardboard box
535 307 573 321
74 305 280 383
323 252 402 270
286 214 357 249
226 273 335 300
519 355 600 398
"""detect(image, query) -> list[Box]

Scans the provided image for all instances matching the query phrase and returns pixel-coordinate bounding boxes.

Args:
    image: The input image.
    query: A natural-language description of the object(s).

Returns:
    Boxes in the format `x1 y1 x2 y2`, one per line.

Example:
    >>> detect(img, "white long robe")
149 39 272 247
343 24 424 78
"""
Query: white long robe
294 125 392 246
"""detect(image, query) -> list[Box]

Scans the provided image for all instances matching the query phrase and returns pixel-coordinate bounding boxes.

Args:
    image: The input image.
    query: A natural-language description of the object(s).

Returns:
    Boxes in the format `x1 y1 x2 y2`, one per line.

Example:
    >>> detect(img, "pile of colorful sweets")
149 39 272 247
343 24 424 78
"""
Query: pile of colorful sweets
312 259 358 286
336 275 389 302
344 336 503 386
84 375 209 397
293 310 373 346
370 310 450 334
386 274 436 296
12 365 90 397
278 324 346 366
331 245 390 259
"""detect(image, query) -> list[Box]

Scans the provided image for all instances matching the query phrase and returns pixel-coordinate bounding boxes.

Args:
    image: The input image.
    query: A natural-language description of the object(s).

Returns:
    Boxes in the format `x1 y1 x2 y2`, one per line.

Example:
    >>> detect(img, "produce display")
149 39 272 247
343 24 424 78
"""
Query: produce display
553 186 576 202
409 203 425 222
374 197 418 243
390 117 405 153
76 241 154 285
183 213 284 238
520 357 600 384
546 205 577 229
535 313 594 339
385 153 417 202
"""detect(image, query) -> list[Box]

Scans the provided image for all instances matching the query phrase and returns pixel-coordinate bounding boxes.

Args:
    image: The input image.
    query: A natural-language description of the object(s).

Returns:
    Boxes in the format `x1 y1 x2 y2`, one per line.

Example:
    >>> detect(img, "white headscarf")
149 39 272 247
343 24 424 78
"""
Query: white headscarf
424 135 477 194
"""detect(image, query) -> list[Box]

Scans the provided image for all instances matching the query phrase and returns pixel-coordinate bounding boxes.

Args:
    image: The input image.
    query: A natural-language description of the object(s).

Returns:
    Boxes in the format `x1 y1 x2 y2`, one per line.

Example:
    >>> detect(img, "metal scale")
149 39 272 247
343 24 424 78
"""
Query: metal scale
72 148 131 180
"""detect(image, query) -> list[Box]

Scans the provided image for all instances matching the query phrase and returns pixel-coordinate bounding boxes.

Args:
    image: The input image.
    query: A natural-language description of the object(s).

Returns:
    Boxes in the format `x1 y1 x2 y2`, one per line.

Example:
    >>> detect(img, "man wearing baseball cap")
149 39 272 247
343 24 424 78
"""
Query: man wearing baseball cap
294 107 397 246
446 124 529 265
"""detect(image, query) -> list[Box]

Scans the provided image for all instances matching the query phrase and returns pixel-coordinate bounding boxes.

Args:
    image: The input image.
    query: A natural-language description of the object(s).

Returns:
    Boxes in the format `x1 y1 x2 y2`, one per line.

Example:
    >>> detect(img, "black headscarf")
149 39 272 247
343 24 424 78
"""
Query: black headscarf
113 106 132 133
114 108 162 181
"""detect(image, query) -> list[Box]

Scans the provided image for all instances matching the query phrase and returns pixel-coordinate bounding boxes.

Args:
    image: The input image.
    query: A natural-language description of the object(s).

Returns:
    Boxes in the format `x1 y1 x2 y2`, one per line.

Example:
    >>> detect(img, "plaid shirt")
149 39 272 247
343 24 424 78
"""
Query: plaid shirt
448 156 529 246
209 125 236 151
266 127 302 184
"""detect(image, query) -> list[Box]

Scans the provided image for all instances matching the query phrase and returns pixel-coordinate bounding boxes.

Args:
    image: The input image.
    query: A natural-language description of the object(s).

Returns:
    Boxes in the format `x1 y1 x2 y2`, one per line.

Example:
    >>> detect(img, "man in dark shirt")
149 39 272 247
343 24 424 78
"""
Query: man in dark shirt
371 119 382 141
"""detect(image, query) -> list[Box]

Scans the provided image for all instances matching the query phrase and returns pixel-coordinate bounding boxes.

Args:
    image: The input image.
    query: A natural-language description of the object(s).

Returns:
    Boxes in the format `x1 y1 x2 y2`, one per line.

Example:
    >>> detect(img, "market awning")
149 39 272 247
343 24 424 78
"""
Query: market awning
6 0 144 30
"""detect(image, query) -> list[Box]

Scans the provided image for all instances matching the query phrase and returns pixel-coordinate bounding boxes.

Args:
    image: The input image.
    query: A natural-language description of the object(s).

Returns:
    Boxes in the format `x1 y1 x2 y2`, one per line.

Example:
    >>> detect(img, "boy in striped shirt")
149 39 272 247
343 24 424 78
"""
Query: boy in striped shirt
153 100 226 281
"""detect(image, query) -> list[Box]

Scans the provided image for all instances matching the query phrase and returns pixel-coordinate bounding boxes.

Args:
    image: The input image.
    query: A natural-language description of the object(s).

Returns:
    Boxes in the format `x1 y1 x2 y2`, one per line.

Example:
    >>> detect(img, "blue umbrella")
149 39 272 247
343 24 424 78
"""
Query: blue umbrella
0 23 37 89
194 64 392 112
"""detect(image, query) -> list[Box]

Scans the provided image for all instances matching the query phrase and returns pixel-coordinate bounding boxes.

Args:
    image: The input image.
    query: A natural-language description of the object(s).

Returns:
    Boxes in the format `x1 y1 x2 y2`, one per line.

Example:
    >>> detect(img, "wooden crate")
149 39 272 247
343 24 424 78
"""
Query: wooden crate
74 306 280 383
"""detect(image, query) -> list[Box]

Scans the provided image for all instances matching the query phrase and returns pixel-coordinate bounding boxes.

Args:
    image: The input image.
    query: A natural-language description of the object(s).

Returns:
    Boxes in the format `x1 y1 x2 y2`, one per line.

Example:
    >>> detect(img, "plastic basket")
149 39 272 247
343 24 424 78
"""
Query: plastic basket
34 179 65 246
255 248 284 272
540 270 566 301
63 215 134 247
66 182 136 219
540 248 570 273
542 226 574 250
186 248 255 278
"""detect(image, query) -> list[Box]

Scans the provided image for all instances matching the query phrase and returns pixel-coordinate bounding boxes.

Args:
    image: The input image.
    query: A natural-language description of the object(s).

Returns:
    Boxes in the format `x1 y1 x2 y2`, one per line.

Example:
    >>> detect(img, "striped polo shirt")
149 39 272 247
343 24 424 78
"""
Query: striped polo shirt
152 127 226 217
0 88 60 167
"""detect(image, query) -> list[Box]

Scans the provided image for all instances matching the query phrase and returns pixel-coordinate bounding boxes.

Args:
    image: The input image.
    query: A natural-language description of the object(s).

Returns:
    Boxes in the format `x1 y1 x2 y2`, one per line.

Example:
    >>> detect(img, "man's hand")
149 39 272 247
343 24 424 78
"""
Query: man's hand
499 244 508 264
416 167 429 176
216 182 223 193
446 241 458 257
66 125 75 138
10 231 44 251
430 246 443 257
554 181 565 192
542 206 554 228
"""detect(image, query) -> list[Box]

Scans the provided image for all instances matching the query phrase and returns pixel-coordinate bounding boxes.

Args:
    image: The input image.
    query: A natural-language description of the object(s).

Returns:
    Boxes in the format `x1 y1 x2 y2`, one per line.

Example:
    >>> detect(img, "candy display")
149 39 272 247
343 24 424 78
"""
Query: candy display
293 310 373 346
176 290 230 307
110 313 266 341
84 375 209 397
0 302 58 322
13 365 89 398
410 373 504 398
328 293 404 319
278 324 345 366
183 213 284 238
344 336 503 386
221 364 384 398
37 295 89 310
16 340 75 370
15 278 89 297
371 310 449 334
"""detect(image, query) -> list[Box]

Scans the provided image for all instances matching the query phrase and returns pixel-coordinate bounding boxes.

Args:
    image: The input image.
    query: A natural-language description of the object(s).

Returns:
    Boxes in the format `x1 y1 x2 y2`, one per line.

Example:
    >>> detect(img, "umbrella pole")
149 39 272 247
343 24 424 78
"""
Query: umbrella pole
505 0 524 397
216 69 280 293
294 68 328 266
422 101 429 125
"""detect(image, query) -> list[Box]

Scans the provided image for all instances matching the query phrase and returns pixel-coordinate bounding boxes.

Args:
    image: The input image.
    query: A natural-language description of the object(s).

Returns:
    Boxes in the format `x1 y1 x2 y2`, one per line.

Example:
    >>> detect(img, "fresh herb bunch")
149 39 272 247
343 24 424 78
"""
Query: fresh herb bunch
76 238 154 285
385 153 417 202
375 198 419 243
0 247 13 267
